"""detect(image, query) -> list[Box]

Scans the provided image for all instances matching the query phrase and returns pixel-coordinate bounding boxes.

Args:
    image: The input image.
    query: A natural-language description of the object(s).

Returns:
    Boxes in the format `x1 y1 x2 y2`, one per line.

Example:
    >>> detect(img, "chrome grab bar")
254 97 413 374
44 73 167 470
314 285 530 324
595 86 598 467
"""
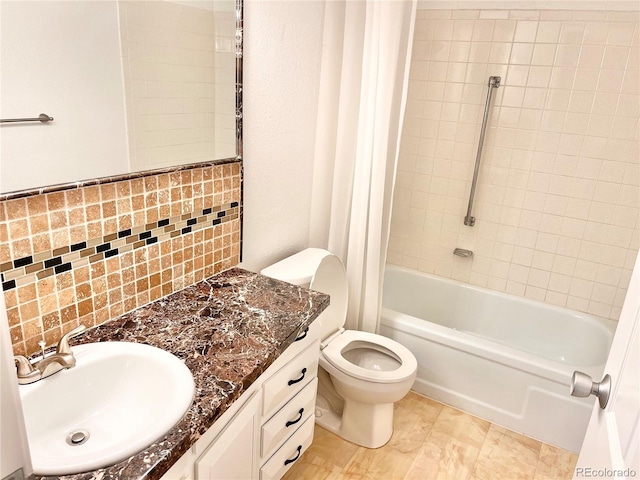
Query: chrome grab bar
464 76 500 227
1 113 54 124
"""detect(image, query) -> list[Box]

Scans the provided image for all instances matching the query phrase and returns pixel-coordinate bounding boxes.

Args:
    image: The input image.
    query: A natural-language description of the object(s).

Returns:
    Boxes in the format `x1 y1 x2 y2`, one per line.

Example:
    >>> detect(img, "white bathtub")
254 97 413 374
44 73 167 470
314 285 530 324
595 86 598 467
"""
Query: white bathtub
380 265 615 452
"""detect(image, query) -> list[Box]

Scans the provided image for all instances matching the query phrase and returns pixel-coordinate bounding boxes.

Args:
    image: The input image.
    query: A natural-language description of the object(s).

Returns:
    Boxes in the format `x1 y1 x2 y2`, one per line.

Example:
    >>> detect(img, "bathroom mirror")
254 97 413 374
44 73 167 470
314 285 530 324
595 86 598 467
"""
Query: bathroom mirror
0 0 242 195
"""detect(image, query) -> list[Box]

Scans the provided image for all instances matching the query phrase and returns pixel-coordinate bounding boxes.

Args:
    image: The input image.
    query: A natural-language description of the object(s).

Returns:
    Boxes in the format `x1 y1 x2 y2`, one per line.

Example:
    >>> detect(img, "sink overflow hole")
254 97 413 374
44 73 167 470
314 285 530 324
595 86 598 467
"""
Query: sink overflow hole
66 430 89 446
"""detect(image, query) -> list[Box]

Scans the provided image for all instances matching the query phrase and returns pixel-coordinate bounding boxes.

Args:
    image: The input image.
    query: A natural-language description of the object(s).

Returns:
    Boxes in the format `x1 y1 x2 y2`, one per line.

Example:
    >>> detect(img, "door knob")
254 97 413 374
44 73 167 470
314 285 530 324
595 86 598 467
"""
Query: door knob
570 371 611 409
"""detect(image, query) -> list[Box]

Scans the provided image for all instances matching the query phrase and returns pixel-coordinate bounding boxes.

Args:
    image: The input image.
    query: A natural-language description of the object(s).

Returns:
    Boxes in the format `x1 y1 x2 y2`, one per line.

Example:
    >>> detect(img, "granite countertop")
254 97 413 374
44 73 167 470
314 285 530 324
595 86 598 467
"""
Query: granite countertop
39 267 329 480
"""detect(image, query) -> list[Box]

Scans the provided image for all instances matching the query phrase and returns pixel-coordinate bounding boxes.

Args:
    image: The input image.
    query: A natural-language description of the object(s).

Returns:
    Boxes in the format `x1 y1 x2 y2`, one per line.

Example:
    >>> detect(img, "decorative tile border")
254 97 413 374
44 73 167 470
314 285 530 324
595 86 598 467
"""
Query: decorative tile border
1 202 239 291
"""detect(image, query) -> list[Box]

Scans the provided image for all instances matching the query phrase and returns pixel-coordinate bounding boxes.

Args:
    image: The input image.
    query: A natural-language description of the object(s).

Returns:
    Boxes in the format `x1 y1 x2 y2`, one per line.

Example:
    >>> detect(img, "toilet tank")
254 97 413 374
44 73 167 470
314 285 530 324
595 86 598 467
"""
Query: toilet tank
260 248 348 343
260 248 332 286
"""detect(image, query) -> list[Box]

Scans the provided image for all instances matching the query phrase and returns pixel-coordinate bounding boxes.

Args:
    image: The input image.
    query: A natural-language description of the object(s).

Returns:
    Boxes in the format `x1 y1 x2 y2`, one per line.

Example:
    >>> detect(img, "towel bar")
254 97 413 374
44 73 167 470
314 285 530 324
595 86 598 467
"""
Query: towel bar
0 113 54 124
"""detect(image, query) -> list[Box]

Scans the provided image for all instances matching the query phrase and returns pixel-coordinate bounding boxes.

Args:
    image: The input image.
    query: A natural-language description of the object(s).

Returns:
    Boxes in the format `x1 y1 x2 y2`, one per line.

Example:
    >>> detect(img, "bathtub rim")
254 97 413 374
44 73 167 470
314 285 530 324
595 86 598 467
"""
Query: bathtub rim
383 264 617 337
382 308 608 387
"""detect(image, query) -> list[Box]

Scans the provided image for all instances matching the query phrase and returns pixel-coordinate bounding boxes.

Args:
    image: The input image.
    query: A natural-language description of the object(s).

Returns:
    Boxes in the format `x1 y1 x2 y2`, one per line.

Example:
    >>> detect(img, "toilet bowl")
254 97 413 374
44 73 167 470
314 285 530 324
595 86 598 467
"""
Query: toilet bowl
260 248 417 448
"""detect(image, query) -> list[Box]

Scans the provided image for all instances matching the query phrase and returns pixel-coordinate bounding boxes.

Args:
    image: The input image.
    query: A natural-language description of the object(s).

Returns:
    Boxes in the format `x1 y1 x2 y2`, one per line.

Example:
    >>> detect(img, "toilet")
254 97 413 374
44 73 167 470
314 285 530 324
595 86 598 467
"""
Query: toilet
260 248 417 448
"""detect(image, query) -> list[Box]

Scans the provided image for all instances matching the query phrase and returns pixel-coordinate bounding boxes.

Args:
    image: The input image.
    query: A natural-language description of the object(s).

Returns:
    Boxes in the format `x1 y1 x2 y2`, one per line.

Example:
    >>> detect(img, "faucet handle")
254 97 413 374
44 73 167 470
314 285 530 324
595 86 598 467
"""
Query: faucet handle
56 324 87 355
14 356 36 376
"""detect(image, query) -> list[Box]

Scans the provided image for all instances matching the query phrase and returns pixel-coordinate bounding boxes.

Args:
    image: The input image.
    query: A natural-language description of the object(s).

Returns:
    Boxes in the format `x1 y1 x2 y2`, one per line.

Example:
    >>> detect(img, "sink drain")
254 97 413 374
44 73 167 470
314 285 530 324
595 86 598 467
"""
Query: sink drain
66 430 90 446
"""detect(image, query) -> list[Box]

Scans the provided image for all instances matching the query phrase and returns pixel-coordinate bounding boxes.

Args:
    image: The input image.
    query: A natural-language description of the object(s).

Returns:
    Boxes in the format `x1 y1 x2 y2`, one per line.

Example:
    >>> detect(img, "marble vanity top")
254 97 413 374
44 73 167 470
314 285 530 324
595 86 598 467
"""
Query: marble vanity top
37 267 329 480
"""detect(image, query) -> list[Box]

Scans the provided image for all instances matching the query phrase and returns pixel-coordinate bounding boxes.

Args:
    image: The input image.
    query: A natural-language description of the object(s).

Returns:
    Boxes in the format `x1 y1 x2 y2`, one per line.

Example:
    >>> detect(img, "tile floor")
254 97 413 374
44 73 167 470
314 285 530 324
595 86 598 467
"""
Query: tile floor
283 391 578 480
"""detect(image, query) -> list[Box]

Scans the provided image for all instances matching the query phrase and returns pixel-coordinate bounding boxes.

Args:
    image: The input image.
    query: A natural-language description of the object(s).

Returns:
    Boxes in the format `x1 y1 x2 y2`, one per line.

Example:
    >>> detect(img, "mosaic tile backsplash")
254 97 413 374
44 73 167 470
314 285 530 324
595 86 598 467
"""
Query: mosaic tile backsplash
1 161 241 356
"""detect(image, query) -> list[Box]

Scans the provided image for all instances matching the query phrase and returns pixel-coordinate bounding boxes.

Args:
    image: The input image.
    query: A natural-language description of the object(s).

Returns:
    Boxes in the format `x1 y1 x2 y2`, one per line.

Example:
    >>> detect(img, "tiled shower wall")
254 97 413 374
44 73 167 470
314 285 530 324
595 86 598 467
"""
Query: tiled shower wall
0 162 241 356
388 9 639 322
121 1 236 172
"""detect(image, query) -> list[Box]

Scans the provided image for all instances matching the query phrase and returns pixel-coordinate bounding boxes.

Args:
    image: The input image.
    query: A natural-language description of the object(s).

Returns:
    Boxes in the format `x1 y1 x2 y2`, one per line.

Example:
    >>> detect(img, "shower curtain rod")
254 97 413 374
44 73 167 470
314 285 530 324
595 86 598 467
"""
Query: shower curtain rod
464 76 500 227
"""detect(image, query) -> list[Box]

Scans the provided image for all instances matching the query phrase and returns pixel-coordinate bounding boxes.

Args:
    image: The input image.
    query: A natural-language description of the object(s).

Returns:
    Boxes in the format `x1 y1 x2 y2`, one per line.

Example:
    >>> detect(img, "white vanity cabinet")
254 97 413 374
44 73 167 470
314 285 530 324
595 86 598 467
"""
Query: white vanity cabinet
160 333 319 480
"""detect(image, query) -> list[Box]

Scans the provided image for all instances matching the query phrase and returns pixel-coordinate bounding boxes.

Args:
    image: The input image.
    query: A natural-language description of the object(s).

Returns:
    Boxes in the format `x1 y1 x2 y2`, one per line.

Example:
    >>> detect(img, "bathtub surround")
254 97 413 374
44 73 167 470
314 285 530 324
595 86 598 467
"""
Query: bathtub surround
388 9 639 323
0 161 241 357
309 0 416 333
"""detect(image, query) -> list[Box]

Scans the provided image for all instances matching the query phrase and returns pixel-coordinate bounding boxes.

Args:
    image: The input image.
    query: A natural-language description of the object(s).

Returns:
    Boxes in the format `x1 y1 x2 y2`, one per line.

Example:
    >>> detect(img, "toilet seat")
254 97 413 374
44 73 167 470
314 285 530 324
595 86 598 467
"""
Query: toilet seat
321 330 417 384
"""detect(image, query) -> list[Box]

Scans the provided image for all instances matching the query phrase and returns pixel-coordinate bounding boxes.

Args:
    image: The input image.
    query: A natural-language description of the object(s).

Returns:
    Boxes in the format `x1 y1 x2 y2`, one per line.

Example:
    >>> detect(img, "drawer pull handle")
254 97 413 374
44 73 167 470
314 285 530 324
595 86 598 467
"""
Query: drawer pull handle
285 408 304 427
284 445 302 466
288 368 307 386
295 327 309 342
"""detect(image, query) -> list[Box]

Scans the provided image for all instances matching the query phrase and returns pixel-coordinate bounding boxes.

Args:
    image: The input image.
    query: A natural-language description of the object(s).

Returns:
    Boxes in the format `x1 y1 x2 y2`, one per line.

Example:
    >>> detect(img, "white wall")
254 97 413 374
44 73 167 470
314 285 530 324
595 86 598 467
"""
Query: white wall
240 0 325 272
0 1 129 193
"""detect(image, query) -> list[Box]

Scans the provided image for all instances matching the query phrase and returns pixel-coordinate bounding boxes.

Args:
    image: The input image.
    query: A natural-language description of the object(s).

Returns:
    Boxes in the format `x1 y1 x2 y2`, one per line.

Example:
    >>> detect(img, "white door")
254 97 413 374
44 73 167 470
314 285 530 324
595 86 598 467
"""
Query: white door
574 252 640 478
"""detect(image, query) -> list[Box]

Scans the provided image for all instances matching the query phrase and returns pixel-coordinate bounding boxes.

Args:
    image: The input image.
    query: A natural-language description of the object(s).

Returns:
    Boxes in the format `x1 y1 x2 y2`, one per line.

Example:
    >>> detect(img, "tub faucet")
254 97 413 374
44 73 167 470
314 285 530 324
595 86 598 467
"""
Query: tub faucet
453 248 473 258
14 324 86 385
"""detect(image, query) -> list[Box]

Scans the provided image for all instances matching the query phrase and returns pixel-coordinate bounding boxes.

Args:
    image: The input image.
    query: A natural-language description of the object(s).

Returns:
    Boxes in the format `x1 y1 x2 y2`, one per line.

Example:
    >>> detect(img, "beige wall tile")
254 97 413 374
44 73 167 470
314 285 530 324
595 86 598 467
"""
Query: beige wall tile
390 9 639 323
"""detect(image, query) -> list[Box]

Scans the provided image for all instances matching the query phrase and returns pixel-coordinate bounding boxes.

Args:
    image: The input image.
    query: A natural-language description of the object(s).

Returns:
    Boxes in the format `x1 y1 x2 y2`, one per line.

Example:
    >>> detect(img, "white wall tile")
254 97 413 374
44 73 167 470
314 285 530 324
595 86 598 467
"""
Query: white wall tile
390 9 640 323
537 21 562 43
121 1 235 169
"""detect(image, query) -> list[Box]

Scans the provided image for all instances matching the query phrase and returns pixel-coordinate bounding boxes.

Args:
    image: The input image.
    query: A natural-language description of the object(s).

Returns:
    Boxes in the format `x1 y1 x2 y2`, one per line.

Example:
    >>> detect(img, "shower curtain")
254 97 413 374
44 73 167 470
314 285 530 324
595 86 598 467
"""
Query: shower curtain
309 0 416 333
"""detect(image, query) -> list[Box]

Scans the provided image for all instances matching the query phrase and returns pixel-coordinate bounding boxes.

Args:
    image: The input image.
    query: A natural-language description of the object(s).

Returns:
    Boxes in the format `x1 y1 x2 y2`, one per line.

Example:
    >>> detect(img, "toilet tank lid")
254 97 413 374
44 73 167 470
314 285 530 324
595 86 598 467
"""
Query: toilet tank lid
260 248 332 285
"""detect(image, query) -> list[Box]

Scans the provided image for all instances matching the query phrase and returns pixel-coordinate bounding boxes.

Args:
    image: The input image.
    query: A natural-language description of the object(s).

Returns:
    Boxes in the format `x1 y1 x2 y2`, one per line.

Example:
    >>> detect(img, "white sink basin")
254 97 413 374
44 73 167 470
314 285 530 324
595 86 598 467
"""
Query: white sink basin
19 342 195 475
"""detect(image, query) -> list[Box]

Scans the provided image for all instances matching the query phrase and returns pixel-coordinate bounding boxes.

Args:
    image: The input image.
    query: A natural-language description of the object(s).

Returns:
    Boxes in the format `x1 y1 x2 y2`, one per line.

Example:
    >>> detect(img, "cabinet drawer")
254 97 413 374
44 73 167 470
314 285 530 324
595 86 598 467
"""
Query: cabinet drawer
262 340 318 418
261 377 317 458
281 324 316 359
260 415 314 480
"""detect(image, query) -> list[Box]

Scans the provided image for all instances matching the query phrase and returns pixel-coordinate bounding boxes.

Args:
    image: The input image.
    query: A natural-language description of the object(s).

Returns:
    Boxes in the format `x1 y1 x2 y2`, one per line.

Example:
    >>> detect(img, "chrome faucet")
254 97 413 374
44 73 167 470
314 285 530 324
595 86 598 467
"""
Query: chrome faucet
14 324 87 385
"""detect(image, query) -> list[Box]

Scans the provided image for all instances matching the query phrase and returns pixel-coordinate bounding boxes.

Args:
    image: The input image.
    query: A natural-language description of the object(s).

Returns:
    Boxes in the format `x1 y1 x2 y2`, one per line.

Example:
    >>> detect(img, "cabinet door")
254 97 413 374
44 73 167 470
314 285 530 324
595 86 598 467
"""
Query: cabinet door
195 391 261 480
160 447 195 480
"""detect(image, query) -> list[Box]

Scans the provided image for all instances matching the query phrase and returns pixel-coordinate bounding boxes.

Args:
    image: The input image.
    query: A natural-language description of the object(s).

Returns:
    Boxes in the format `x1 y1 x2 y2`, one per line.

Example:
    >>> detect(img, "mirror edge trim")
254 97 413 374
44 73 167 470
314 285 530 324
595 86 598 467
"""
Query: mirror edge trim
0 157 240 202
